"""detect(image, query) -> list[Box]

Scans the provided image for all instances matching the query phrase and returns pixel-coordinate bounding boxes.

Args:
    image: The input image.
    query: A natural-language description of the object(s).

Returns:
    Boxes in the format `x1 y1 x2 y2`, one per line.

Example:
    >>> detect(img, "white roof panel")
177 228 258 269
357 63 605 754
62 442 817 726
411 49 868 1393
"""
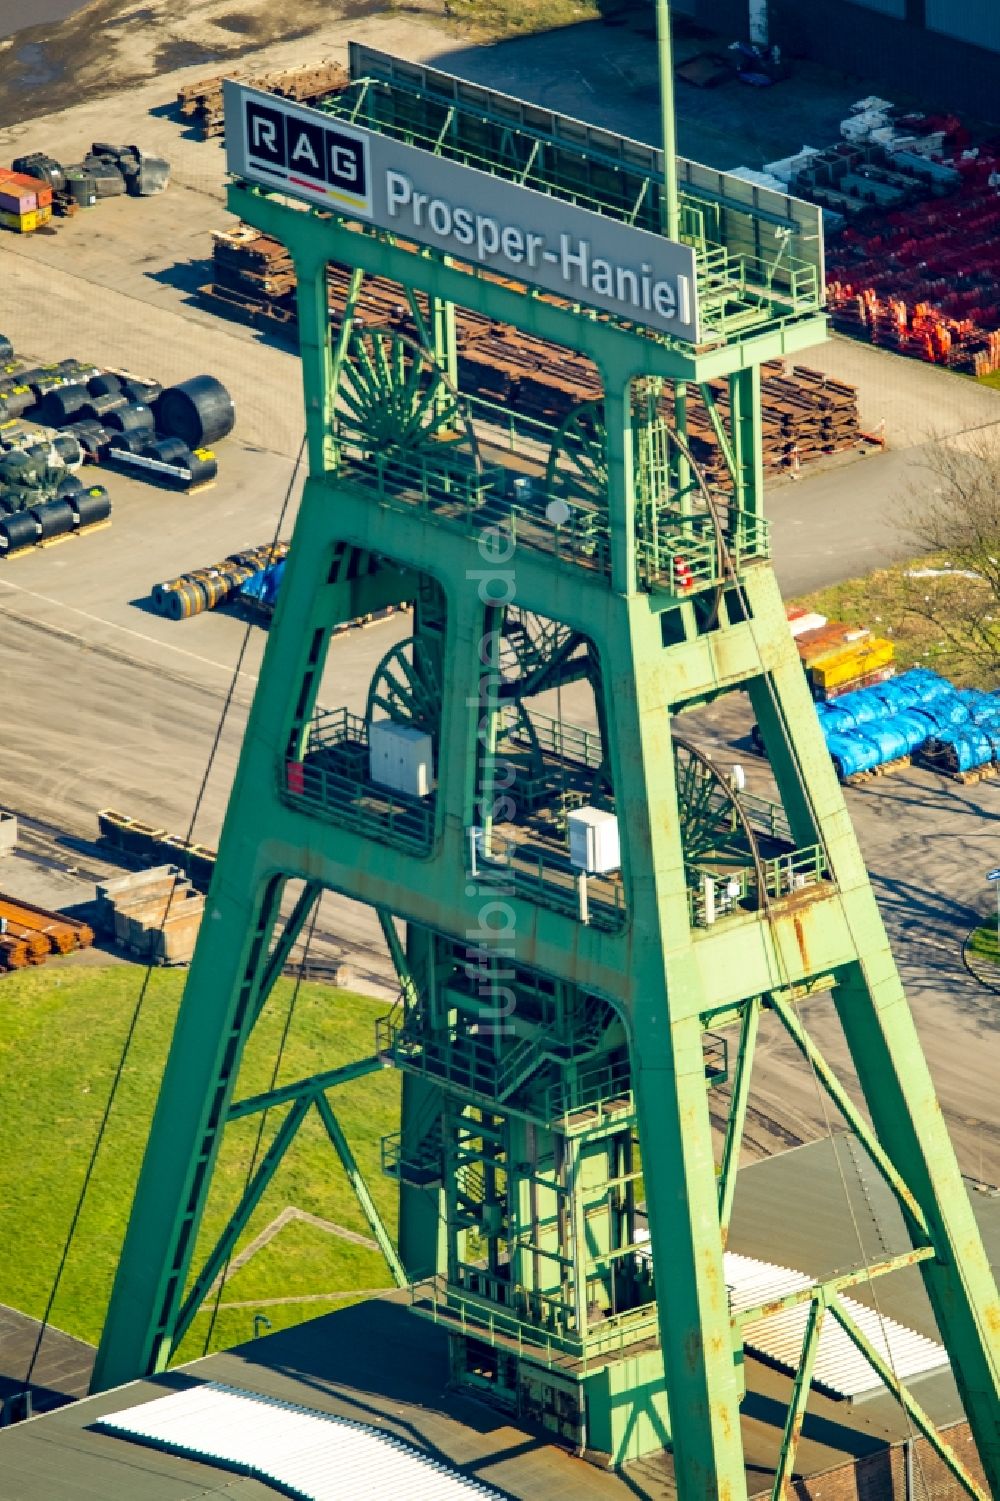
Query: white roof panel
726 1251 950 1399
635 1232 949 1400
98 1383 507 1499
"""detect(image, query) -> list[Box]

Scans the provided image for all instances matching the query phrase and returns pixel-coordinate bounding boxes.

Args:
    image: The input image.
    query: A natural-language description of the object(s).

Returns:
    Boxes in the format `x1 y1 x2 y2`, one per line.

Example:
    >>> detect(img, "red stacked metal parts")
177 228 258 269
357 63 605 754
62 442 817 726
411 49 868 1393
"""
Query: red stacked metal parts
826 118 1000 374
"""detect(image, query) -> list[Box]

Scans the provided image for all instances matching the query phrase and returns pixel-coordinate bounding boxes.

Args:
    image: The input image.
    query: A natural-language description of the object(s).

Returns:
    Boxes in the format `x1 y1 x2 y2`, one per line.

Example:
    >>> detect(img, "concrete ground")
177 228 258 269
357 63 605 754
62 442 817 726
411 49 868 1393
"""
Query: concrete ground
0 16 997 1208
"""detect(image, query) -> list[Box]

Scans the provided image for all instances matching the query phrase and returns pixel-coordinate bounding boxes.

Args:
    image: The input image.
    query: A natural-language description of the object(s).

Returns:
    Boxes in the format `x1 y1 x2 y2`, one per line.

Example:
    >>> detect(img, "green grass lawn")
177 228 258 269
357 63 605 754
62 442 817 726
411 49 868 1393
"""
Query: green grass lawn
441 0 599 37
0 965 400 1363
968 922 1000 965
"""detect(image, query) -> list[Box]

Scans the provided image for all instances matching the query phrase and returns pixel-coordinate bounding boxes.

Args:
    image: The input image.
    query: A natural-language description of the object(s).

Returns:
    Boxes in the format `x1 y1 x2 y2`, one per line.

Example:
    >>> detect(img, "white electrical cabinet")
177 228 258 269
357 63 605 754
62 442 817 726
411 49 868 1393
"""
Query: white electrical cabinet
368 719 434 798
567 806 620 874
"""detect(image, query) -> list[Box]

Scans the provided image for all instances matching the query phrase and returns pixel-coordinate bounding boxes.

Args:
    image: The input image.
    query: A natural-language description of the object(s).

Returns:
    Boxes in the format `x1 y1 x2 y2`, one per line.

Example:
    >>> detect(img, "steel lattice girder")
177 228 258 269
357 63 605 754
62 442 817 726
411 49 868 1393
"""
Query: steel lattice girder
92 60 1000 1501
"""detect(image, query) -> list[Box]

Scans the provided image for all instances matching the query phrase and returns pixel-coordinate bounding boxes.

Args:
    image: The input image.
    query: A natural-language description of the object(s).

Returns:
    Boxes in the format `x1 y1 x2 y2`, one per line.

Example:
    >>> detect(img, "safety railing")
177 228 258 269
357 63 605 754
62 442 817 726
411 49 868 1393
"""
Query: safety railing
636 501 770 594
337 427 503 513
739 787 792 844
411 1274 660 1368
307 704 368 751
282 751 435 854
687 841 830 927
500 705 604 771
472 830 627 933
378 1016 507 1101
545 1055 634 1129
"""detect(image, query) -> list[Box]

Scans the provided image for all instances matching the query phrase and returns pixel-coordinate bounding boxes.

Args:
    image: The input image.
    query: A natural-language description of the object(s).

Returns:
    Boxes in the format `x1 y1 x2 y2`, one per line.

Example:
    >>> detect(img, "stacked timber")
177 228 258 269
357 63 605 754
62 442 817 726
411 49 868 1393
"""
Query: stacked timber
0 892 94 970
176 59 348 141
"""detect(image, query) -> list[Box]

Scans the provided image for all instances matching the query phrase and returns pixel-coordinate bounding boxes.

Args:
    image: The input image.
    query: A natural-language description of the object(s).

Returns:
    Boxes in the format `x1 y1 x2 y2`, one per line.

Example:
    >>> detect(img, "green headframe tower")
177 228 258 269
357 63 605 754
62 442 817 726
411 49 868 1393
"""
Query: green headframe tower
92 19 1000 1501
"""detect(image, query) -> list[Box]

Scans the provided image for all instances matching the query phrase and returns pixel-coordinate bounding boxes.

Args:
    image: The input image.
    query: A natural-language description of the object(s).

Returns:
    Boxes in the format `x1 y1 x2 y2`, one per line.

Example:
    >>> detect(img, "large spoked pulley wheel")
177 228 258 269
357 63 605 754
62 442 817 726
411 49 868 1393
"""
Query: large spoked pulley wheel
336 325 480 470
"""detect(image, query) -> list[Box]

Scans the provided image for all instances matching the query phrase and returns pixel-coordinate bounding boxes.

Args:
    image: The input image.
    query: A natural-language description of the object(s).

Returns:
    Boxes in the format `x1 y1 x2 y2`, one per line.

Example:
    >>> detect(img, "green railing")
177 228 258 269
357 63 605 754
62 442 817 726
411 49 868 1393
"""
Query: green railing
687 841 830 927
544 1055 634 1128
636 502 770 593
321 79 823 338
337 427 503 512
412 1274 660 1368
283 709 435 854
473 832 627 932
501 705 604 771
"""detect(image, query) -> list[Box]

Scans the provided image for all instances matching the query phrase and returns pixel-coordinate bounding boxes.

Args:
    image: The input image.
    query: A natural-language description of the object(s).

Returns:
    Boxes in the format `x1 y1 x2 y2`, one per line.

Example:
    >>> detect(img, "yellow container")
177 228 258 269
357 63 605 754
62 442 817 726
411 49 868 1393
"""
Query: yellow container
809 638 894 690
0 204 50 233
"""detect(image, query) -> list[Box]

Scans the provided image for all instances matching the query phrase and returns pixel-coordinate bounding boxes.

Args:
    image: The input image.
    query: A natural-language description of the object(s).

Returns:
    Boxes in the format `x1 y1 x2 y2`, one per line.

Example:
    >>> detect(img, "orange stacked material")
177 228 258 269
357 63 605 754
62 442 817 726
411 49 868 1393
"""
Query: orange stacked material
793 620 895 699
0 893 94 958
0 167 52 233
825 139 1000 375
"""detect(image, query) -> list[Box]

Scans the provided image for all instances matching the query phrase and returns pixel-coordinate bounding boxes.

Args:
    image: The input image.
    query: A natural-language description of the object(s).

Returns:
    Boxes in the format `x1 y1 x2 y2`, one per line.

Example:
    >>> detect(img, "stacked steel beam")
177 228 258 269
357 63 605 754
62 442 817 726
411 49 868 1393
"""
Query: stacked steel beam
177 59 348 141
0 893 94 970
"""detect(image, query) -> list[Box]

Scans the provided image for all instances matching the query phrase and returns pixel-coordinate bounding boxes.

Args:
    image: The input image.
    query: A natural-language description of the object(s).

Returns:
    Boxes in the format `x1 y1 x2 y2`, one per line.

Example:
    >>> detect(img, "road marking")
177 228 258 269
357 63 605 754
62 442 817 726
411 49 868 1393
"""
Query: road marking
0 576 260 683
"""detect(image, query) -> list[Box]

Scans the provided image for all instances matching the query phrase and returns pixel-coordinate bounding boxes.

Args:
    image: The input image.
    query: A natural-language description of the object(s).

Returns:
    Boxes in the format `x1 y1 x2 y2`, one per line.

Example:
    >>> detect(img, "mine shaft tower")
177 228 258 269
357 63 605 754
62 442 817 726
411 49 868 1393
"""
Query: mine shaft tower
93 15 1000 1501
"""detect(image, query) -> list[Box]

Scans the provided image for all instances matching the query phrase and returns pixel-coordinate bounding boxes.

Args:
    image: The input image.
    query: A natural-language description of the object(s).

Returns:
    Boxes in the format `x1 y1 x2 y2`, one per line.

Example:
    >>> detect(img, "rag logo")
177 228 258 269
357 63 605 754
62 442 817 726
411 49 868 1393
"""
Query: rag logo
244 96 370 211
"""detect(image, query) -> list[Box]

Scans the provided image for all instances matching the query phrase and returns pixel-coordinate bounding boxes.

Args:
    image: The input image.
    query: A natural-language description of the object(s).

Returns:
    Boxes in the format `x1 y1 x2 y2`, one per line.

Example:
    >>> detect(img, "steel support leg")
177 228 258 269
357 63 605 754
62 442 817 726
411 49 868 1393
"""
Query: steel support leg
718 997 760 1246
608 598 747 1501
832 963 1000 1491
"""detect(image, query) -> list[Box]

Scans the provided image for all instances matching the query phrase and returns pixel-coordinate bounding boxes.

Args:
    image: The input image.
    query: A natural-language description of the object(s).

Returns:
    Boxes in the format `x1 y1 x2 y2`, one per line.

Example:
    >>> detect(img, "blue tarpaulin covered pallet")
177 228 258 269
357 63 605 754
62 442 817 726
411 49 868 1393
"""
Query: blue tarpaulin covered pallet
813 669 1000 781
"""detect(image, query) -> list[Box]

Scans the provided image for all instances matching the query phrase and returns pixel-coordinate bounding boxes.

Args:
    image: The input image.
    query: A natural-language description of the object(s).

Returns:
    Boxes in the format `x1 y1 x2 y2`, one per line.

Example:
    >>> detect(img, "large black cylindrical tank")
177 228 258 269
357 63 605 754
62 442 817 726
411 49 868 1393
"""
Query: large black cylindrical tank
63 419 109 459
143 435 190 467
38 383 89 427
106 429 149 456
51 433 84 472
155 375 235 448
0 383 33 418
87 373 122 399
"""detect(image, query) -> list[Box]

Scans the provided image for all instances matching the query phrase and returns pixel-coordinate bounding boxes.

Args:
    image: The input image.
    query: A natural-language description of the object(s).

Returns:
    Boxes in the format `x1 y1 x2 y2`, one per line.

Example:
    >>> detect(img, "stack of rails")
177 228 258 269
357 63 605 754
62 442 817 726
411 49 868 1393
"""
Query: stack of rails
176 59 348 141
0 893 94 970
202 230 864 476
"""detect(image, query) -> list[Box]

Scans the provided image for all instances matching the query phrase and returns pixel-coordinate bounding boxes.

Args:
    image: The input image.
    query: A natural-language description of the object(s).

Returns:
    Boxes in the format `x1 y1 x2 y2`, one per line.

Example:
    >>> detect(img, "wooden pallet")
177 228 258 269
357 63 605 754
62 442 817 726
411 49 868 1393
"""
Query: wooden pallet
844 754 911 785
953 761 999 786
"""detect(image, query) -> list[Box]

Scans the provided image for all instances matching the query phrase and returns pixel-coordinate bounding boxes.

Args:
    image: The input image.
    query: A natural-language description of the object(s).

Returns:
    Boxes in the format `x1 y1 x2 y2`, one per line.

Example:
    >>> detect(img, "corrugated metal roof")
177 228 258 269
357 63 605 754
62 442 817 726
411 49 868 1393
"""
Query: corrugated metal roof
635 1231 949 1399
98 1383 508 1499
725 1251 950 1399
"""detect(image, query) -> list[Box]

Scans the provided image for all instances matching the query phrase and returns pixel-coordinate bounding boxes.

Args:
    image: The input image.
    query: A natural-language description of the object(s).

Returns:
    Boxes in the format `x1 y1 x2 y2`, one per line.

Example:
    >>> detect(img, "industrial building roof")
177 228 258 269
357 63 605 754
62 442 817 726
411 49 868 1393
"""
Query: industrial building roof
98 1383 509 1500
0 1135 995 1501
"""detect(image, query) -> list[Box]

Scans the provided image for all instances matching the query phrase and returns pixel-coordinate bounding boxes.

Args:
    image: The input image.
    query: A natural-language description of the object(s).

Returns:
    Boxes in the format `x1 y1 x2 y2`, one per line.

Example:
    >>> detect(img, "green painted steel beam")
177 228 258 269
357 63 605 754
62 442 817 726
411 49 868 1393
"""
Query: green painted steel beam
377 907 420 1011
771 1296 824 1501
733 1245 936 1328
173 1094 313 1351
766 992 929 1237
229 185 828 384
250 880 323 1029
228 1056 384 1121
718 998 759 1246
94 37 1000 1501
828 1297 989 1501
314 1093 407 1287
